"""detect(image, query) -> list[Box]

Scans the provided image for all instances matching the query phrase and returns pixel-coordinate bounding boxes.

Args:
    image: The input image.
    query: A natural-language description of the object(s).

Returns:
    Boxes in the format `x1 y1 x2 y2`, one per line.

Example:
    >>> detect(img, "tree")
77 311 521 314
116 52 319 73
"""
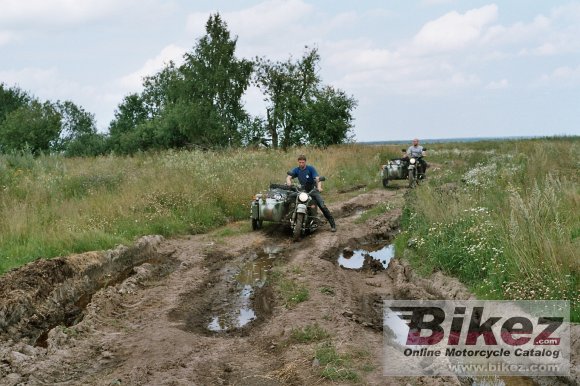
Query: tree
108 93 151 153
301 86 357 147
56 100 106 157
254 47 321 149
177 13 253 147
107 13 253 153
0 83 30 125
0 100 61 154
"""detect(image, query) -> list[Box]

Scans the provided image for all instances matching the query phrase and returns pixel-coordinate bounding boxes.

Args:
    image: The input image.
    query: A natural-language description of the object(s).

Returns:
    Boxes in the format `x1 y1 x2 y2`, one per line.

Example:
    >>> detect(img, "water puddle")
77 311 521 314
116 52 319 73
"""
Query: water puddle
206 248 277 332
337 241 395 270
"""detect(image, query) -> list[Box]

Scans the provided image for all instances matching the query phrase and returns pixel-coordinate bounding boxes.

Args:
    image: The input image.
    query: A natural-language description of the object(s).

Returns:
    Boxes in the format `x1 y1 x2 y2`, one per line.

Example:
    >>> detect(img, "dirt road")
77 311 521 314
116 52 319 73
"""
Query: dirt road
0 186 576 385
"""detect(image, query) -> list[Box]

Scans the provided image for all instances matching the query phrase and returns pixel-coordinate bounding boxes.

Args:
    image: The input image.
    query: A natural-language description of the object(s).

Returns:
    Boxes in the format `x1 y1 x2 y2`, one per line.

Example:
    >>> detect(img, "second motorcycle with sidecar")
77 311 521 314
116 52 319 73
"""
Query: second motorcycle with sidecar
381 148 427 188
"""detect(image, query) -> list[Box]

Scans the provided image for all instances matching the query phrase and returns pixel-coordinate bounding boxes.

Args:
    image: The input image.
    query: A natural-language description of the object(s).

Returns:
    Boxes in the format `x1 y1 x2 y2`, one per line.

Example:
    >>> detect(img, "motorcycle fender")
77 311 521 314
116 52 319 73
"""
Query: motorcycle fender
251 201 259 220
408 164 415 170
296 204 307 214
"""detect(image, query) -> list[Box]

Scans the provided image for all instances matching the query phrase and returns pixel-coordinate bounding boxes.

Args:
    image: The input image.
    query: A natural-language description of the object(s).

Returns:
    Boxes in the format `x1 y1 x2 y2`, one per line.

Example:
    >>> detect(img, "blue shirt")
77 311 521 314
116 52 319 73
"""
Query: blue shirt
289 165 318 190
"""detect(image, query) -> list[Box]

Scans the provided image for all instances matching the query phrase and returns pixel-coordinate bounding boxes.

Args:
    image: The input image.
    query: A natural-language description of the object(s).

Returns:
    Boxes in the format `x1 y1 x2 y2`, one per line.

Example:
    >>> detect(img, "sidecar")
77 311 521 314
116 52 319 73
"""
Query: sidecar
250 184 295 230
381 159 408 187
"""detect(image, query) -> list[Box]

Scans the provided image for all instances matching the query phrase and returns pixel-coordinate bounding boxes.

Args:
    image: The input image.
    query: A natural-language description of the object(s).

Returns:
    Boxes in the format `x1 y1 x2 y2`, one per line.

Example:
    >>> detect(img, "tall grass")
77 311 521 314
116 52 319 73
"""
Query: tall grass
397 137 579 321
0 145 384 274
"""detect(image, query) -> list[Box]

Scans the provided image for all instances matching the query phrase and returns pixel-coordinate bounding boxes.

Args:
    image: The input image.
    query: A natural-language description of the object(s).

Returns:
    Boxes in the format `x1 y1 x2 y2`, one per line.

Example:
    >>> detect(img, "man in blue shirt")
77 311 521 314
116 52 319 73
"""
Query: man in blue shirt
286 154 336 232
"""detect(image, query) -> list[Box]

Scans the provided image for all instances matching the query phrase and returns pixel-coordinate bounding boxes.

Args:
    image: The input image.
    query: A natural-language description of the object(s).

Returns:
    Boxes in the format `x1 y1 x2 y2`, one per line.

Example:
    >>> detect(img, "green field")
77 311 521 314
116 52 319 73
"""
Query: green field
1 137 578 320
392 137 579 321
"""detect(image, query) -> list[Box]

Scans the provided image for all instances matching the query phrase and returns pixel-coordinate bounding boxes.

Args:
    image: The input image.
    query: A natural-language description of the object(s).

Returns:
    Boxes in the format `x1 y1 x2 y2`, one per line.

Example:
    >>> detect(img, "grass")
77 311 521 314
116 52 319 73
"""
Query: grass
268 268 310 308
278 278 310 307
0 145 384 274
395 136 580 321
319 286 335 295
315 342 362 382
1 138 578 322
290 323 330 343
355 201 394 224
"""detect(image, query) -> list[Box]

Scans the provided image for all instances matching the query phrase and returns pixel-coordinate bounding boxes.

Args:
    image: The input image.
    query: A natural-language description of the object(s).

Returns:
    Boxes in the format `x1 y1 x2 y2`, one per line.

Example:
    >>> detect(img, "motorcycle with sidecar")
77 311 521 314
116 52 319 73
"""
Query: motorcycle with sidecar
381 148 427 188
250 177 327 241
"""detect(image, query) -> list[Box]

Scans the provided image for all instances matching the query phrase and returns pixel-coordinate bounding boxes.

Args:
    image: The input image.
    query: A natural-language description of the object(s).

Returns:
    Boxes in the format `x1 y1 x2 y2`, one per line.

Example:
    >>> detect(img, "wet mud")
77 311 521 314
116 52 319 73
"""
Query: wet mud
168 248 279 335
0 187 576 386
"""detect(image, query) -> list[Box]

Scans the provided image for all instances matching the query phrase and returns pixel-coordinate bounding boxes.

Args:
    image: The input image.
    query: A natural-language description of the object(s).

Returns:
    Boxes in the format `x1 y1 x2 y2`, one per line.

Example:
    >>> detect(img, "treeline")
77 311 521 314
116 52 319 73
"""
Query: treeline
0 14 357 156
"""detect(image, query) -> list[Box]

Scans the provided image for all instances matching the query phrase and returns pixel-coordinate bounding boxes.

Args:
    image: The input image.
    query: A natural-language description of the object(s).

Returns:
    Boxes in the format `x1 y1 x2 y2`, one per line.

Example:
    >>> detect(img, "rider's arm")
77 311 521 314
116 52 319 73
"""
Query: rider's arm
316 176 322 191
286 174 293 186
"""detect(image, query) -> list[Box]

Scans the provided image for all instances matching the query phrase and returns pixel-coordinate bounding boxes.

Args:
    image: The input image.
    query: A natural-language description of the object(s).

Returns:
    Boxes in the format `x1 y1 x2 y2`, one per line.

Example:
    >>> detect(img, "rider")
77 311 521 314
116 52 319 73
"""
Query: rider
286 154 337 232
403 138 427 176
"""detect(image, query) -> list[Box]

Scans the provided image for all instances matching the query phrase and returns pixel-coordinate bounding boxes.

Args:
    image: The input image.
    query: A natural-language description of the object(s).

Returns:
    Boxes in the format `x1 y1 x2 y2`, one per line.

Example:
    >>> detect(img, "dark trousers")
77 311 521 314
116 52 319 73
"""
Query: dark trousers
310 190 335 227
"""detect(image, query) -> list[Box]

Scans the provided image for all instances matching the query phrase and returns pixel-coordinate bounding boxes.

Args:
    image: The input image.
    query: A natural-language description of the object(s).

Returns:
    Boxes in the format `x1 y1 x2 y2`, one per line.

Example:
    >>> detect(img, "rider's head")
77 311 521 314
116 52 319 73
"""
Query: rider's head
412 138 419 146
297 154 307 169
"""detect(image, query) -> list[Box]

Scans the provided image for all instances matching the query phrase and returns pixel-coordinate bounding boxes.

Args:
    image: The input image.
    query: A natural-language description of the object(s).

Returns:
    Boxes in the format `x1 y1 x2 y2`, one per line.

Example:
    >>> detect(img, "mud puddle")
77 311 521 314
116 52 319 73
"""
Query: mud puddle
170 245 281 335
338 241 394 270
207 252 273 332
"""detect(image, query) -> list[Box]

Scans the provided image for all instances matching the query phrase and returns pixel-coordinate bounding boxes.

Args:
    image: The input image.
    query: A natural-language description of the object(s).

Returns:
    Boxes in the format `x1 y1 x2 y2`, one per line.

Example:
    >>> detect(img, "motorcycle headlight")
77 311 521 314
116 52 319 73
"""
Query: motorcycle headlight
410 158 416 164
298 192 309 202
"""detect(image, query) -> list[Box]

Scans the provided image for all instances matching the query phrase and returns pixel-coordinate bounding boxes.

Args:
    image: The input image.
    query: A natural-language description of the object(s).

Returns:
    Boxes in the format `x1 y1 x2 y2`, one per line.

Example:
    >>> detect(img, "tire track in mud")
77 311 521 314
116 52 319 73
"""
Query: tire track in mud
0 186 577 385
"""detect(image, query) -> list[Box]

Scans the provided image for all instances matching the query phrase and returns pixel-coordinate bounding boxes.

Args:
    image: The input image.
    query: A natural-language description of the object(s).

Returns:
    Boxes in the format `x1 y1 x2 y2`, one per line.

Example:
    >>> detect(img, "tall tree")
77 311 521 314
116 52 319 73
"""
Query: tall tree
301 86 357 147
178 13 253 147
0 83 30 125
254 47 321 149
107 13 253 152
0 100 61 154
56 100 106 157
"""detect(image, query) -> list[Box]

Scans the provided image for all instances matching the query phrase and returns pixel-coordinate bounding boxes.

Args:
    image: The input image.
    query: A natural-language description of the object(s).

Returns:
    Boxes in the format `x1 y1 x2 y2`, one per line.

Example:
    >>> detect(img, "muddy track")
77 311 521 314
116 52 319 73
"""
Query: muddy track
0 186 577 385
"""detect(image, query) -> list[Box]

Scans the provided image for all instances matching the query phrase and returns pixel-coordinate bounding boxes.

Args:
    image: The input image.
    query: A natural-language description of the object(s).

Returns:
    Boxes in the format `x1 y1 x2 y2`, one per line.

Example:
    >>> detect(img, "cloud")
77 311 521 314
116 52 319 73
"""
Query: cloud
421 0 456 5
119 44 187 90
537 65 580 87
485 79 508 90
481 15 550 46
413 4 498 53
0 0 129 26
186 0 361 59
0 31 15 45
186 0 313 40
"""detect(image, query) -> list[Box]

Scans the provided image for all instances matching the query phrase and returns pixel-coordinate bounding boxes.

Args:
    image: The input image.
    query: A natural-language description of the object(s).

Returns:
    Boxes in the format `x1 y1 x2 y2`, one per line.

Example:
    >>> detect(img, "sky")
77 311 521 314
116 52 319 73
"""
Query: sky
1 0 579 142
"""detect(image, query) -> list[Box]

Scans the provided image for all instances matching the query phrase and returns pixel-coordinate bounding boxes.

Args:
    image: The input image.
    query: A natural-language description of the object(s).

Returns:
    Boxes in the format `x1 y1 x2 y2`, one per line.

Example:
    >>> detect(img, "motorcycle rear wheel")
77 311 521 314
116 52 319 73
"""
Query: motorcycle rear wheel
382 178 389 188
293 213 304 241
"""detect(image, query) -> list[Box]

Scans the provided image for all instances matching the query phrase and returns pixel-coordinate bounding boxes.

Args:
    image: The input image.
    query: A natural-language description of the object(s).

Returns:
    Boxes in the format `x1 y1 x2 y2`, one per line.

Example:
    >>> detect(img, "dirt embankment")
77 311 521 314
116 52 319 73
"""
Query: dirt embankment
0 186 577 385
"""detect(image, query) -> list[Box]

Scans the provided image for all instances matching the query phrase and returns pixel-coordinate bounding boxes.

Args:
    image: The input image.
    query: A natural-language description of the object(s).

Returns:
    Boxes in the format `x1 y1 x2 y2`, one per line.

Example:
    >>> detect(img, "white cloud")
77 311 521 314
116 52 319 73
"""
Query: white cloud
186 0 313 40
485 78 508 90
119 44 187 90
537 65 580 87
0 0 129 26
0 31 15 45
481 15 550 46
187 0 354 60
421 0 455 5
413 4 498 53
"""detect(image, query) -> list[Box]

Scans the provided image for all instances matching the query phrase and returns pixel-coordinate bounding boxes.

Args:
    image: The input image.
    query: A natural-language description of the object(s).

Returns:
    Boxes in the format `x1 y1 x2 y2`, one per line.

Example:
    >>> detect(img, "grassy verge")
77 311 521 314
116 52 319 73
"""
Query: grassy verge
0 145 384 274
394 137 579 321
314 342 374 382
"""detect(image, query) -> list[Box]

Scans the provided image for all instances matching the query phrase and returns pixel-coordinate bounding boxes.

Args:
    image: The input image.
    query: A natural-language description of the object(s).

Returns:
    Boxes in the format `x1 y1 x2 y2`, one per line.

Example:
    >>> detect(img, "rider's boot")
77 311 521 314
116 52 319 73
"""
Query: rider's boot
321 206 336 232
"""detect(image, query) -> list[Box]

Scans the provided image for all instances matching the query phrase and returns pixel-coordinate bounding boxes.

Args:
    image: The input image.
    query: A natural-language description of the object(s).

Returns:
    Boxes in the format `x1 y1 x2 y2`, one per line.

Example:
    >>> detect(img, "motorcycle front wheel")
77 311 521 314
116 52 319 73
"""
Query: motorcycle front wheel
408 170 416 188
382 178 389 188
293 213 304 241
